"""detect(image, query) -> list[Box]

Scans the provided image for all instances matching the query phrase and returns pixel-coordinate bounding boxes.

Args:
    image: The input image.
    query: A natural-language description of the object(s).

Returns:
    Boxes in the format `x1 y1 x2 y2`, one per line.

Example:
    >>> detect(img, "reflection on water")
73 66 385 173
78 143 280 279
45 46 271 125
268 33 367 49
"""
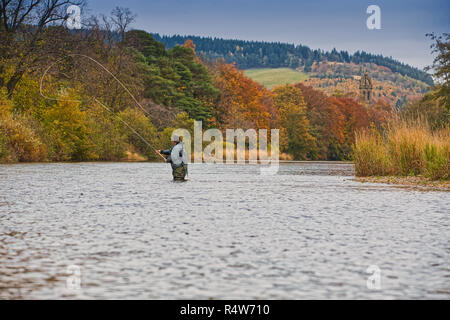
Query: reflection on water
0 162 449 299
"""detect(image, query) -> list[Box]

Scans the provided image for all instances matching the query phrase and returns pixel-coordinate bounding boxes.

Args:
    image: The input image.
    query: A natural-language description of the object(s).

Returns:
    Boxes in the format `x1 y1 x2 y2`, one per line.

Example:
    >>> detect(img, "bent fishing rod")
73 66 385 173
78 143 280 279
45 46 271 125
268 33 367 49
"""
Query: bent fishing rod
93 98 166 161
40 54 167 161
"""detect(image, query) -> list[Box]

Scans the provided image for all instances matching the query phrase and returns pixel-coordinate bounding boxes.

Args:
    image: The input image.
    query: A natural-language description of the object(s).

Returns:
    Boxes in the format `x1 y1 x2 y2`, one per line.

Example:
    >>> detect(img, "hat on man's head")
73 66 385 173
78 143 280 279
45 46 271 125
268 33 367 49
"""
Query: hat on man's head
171 135 180 142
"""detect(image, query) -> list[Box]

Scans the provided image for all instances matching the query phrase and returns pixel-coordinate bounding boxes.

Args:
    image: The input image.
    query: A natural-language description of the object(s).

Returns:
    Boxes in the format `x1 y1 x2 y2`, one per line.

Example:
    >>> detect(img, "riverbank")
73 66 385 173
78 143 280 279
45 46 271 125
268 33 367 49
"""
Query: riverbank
356 176 450 192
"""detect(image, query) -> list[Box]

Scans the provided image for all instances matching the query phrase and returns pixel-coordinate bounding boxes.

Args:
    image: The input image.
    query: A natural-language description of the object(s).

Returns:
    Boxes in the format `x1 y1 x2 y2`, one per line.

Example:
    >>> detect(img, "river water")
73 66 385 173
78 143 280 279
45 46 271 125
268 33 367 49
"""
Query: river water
0 162 448 299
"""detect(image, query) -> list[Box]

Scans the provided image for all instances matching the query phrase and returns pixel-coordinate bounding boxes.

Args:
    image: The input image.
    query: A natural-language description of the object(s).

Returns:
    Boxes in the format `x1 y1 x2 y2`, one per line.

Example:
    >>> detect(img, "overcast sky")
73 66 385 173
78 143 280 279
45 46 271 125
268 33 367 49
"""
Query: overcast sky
86 0 450 70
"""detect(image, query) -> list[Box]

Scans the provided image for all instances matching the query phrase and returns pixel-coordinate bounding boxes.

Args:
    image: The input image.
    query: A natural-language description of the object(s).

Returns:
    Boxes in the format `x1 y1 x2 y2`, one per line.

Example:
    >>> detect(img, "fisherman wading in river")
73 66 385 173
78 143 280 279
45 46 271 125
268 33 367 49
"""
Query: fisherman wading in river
158 135 188 181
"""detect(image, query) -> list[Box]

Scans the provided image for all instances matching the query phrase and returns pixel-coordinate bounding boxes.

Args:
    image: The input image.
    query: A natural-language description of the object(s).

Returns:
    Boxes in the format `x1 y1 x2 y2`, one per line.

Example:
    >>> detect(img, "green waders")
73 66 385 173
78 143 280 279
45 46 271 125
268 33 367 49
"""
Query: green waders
173 164 188 181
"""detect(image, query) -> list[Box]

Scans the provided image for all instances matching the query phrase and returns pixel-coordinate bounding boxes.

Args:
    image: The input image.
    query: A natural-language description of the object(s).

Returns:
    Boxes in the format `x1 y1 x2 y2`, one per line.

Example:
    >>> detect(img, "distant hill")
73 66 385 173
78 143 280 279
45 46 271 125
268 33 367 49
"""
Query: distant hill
243 68 309 89
244 64 428 107
152 34 434 86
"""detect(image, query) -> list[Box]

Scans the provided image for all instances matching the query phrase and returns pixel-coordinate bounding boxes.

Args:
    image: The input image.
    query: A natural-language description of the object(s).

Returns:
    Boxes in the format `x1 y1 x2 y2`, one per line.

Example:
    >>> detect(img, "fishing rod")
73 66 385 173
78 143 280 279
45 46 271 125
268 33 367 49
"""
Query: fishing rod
93 98 166 161
40 54 167 161
40 54 150 116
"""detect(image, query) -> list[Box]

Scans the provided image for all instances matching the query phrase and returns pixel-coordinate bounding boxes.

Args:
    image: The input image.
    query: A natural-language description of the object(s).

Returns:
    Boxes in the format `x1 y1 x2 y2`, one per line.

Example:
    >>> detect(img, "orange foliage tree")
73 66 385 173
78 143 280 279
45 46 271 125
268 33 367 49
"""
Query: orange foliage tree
295 83 378 160
295 83 345 160
183 39 196 54
212 63 274 130
328 96 369 159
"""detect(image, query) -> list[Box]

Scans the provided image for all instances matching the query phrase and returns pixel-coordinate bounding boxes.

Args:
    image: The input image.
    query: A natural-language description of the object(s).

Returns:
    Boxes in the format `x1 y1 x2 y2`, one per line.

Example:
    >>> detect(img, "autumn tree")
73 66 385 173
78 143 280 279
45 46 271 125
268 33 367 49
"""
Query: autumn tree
273 85 316 160
98 7 138 110
426 33 449 110
117 107 160 161
295 83 344 160
213 62 273 130
42 90 93 161
329 96 369 159
0 0 86 95
184 39 196 54
368 98 395 128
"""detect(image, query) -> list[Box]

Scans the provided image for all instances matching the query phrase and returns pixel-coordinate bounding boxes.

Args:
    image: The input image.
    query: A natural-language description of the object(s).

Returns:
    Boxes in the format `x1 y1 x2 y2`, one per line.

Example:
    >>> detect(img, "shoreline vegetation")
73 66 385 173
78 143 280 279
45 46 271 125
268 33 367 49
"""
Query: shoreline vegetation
353 119 449 181
352 33 450 188
0 18 399 167
353 117 449 192
0 4 448 191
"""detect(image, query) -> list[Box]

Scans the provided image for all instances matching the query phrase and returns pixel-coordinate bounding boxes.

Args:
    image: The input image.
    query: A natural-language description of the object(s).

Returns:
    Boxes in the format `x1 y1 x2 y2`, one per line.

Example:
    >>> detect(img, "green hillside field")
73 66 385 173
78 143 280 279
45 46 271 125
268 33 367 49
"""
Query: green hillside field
244 68 309 89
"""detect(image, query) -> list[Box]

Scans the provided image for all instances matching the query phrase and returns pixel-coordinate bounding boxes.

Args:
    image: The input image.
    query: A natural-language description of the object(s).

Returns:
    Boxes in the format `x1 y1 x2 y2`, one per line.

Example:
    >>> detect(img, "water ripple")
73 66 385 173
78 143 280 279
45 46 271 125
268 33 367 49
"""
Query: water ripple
0 162 448 299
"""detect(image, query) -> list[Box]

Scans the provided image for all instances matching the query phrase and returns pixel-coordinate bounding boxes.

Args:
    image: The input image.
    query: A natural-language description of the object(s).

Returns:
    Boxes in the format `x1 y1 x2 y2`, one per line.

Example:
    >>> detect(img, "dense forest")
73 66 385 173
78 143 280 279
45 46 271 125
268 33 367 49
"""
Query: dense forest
0 2 447 167
152 34 434 85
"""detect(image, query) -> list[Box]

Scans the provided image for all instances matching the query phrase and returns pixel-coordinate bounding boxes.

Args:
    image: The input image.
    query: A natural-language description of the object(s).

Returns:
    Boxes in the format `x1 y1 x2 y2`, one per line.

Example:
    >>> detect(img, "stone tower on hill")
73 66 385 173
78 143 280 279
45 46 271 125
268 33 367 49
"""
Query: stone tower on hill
359 70 373 105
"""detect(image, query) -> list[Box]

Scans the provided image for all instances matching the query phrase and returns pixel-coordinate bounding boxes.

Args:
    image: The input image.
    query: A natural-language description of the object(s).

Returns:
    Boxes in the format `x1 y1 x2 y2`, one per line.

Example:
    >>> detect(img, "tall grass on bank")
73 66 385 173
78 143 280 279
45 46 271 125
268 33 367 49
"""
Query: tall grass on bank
354 120 449 180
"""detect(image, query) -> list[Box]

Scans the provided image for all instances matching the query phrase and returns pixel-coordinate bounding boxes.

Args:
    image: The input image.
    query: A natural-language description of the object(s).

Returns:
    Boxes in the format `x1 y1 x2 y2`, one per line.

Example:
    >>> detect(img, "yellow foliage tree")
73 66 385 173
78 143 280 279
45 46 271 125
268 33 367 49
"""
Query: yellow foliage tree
273 85 316 160
43 92 93 161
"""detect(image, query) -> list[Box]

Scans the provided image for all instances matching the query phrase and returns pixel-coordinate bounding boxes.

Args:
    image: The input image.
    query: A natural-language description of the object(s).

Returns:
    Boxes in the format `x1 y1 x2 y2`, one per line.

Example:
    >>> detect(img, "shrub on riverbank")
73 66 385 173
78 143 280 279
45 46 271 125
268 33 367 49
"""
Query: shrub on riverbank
0 112 47 163
354 120 449 180
0 95 167 163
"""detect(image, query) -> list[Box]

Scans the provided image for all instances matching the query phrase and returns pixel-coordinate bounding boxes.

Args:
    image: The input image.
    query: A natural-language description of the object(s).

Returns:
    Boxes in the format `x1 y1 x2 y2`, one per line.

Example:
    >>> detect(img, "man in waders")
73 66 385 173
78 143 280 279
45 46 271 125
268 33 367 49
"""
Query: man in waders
158 135 188 181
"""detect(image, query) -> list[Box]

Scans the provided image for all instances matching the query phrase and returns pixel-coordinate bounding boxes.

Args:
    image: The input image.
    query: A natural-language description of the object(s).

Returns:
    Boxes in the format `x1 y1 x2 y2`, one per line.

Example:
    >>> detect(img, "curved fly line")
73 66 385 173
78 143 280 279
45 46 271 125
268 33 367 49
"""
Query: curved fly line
39 53 166 161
